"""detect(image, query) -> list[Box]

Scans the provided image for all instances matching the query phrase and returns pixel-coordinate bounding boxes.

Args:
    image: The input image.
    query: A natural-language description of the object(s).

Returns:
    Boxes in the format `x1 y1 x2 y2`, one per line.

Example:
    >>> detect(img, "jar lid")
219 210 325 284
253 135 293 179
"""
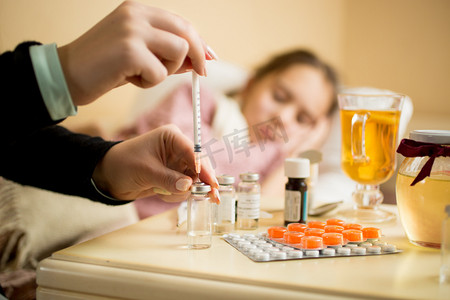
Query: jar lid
284 158 310 178
217 174 235 185
239 172 259 182
190 182 211 193
409 130 450 144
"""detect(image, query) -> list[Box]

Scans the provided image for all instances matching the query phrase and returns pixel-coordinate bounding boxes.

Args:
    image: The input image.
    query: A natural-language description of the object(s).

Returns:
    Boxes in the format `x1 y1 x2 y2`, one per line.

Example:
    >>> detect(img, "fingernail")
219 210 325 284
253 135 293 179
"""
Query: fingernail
176 178 191 192
213 178 220 189
152 187 172 195
214 189 221 204
206 45 219 60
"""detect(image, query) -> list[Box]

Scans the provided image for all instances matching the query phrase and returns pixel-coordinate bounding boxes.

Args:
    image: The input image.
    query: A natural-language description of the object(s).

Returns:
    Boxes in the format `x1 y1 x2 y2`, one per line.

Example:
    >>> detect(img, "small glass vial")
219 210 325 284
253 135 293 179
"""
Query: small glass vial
284 158 310 226
440 205 450 284
236 172 260 230
187 183 212 249
213 175 236 234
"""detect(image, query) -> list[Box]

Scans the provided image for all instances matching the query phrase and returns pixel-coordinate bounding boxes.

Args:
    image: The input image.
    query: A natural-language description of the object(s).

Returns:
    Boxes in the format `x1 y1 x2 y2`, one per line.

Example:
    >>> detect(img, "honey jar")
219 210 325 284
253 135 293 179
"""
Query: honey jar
396 130 450 248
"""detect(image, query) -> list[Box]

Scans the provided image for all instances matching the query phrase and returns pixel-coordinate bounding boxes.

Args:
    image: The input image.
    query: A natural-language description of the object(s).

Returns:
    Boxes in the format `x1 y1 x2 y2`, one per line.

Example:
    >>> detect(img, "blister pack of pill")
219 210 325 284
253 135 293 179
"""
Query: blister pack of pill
222 218 401 262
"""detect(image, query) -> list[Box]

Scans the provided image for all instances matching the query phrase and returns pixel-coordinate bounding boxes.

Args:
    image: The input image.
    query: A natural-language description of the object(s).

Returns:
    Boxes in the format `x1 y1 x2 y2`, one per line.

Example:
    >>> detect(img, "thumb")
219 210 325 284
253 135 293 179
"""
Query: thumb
152 167 193 194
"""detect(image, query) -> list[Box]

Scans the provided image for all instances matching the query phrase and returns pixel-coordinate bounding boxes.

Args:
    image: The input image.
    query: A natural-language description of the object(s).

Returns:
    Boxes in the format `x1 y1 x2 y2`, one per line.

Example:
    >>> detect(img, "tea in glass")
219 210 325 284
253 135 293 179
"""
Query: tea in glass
341 109 401 185
337 92 404 223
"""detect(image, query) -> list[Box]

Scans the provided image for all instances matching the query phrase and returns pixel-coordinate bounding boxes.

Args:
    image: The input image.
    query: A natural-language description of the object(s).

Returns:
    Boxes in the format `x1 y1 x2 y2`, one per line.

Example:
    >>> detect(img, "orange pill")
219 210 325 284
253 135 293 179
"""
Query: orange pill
342 229 364 242
287 223 308 233
343 223 363 230
362 227 382 239
267 226 287 239
324 225 344 234
322 233 344 246
326 218 345 226
284 231 304 244
304 228 325 237
301 236 323 249
307 221 326 229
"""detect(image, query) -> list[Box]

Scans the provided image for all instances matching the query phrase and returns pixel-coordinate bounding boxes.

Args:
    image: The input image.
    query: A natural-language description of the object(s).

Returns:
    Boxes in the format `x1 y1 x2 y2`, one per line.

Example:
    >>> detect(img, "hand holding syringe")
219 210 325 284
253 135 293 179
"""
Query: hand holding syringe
150 72 202 196
151 58 220 203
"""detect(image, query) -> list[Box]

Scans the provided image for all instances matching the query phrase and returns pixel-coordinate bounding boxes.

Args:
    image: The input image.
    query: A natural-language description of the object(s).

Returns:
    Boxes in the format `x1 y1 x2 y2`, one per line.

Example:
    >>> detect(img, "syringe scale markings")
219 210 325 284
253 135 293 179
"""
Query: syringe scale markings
192 72 202 178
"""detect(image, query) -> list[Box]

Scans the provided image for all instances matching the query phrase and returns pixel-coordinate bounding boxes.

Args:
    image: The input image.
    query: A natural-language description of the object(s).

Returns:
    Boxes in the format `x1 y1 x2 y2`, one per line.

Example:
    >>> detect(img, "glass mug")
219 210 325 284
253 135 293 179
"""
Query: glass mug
338 93 404 223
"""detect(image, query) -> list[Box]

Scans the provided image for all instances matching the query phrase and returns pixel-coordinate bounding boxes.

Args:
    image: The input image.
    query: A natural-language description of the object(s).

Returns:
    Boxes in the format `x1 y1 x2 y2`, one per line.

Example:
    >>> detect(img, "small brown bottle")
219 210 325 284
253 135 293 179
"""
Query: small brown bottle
284 158 310 226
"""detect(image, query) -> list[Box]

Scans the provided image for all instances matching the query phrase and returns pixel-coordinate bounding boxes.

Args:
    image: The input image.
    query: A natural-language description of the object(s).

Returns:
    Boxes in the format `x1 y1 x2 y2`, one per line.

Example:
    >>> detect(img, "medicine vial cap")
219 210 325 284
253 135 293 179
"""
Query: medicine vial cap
284 158 310 178
239 172 259 182
217 174 235 185
190 182 211 194
409 130 450 145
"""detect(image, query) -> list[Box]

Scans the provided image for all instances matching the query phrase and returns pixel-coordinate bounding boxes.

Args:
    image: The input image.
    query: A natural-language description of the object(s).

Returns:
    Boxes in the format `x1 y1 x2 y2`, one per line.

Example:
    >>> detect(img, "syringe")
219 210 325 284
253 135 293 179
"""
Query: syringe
192 71 202 181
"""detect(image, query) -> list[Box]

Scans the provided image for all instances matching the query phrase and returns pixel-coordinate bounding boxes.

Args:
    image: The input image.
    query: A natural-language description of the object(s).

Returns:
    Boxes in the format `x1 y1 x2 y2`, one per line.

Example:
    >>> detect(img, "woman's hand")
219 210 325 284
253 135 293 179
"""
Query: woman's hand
92 124 219 203
57 0 216 106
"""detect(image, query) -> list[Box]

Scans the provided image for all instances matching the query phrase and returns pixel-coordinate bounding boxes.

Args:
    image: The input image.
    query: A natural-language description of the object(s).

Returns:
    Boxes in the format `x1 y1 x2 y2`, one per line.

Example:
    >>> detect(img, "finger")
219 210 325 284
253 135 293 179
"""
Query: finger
174 57 193 74
127 44 168 88
152 187 172 195
145 8 207 76
150 165 193 194
163 125 197 170
174 45 218 74
208 188 221 205
145 27 189 75
199 156 218 189
158 192 190 203
198 157 220 204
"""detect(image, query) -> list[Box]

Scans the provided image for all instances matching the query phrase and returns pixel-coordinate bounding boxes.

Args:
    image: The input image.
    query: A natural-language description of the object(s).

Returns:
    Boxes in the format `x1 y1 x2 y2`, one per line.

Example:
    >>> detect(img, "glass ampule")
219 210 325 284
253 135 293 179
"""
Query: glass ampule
187 182 212 249
213 175 236 234
236 172 260 230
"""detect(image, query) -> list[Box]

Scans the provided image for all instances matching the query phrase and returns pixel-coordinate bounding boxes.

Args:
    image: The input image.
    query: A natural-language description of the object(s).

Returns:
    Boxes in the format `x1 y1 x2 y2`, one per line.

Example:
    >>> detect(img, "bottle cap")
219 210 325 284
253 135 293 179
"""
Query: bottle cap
190 182 211 193
217 174 235 185
239 172 259 182
284 158 310 178
409 130 450 145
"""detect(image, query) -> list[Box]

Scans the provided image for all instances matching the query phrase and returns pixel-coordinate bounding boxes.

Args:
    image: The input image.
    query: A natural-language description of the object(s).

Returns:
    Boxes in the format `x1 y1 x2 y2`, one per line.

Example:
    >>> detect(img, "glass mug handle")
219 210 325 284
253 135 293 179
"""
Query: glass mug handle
351 112 370 163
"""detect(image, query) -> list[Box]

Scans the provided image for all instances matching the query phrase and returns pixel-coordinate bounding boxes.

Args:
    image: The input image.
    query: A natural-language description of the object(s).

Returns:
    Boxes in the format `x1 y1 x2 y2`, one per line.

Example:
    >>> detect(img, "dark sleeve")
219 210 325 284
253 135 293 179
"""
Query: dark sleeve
0 41 63 143
0 125 131 206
